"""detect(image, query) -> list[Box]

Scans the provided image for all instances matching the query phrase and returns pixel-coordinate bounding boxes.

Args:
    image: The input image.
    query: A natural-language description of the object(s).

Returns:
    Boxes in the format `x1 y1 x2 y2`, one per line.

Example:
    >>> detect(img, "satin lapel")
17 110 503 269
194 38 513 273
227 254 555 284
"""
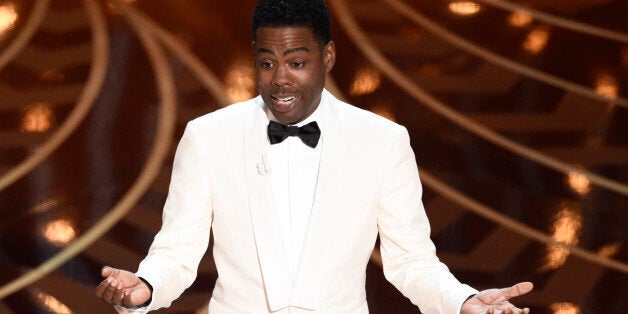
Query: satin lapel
243 101 292 311
292 92 347 309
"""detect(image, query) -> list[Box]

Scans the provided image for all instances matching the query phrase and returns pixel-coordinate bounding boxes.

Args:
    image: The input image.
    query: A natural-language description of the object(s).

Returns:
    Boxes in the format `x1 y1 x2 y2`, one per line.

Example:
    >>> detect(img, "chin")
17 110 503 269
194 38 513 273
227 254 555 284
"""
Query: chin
275 116 298 125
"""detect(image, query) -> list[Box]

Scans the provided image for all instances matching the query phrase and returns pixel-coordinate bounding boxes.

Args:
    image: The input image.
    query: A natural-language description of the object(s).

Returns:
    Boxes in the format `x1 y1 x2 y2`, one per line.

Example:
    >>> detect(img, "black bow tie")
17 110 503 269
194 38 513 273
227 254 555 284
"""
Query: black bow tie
267 120 321 148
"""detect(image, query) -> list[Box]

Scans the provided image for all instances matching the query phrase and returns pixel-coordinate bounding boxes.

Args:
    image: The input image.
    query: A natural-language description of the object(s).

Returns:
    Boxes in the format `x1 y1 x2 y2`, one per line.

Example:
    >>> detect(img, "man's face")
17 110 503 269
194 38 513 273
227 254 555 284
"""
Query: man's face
253 26 335 125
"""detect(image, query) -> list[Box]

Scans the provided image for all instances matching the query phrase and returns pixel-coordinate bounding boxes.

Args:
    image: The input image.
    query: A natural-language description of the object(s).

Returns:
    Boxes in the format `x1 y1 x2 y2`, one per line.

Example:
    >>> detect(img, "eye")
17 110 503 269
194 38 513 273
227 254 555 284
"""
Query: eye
293 61 305 68
260 61 274 68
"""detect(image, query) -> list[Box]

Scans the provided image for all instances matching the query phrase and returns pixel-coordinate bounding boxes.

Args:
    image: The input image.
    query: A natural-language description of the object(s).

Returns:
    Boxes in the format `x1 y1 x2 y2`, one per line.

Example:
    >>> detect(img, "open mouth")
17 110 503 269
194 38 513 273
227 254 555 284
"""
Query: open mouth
271 95 297 112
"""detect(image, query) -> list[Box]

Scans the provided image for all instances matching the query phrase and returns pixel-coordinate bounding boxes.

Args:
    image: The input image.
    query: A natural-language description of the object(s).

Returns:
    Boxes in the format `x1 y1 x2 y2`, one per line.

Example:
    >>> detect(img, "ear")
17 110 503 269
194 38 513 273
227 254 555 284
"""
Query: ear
323 41 336 73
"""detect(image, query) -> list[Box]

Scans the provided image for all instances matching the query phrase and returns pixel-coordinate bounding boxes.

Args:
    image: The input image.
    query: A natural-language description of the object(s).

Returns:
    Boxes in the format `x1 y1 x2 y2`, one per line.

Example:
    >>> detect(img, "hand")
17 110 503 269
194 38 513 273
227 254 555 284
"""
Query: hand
95 266 152 308
461 282 533 314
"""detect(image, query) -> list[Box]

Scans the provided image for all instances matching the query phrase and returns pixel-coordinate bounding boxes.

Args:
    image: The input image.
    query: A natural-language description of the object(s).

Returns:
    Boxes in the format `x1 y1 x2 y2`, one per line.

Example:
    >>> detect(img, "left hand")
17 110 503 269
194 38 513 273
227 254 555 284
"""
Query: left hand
461 282 533 314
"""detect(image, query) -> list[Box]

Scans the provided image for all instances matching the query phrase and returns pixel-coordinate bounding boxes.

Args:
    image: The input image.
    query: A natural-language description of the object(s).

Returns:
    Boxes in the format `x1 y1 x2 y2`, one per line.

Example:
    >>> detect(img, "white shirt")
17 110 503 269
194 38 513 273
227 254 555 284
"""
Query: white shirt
266 103 324 283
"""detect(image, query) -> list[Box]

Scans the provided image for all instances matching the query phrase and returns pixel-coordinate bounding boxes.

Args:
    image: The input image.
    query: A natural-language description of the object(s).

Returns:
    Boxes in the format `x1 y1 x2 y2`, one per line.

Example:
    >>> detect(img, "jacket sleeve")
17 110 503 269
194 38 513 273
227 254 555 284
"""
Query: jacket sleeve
132 121 214 311
376 127 477 314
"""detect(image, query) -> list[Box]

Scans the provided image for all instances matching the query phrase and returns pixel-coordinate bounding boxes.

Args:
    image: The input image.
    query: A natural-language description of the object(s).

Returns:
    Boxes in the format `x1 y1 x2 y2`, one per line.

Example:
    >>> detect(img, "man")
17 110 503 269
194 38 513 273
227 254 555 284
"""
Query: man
96 0 533 313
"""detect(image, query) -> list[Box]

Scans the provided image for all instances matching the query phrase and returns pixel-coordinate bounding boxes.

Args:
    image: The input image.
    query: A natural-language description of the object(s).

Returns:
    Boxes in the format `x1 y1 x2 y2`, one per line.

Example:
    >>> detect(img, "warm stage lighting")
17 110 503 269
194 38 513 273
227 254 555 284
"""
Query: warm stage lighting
350 67 381 96
0 2 18 37
224 60 255 104
43 219 77 246
37 292 72 314
597 242 621 258
507 10 533 28
550 302 581 314
567 171 590 195
40 69 65 82
595 73 619 100
523 27 550 55
448 1 481 16
21 102 55 133
541 203 582 271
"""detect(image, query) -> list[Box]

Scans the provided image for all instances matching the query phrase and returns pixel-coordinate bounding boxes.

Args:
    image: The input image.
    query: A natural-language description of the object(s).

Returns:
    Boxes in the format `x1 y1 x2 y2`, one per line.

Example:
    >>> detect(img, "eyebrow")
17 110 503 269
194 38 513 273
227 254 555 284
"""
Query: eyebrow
256 46 309 56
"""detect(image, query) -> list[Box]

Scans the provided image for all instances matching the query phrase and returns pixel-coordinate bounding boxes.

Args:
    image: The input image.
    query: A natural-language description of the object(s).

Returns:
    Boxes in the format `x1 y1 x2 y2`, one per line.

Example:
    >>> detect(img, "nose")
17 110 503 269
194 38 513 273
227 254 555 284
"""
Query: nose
271 65 293 87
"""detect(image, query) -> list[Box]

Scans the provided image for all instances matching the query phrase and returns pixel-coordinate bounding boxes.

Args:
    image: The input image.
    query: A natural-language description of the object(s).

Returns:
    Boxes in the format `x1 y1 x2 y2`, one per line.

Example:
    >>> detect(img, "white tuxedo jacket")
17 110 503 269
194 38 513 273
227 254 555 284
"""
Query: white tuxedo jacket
128 90 476 313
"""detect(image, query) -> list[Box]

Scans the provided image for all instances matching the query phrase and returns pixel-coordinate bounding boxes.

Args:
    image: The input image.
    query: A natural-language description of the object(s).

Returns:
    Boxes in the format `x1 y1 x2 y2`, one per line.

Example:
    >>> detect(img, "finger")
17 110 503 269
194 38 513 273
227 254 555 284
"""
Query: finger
513 306 527 314
510 306 525 314
102 278 119 303
112 287 126 305
499 302 529 314
503 282 534 300
94 279 112 298
102 266 121 279
101 266 113 278
499 302 515 314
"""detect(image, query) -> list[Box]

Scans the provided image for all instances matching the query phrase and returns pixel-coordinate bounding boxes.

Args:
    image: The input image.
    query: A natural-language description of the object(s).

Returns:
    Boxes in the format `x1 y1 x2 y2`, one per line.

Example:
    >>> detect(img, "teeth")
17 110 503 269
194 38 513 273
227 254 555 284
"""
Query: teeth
274 96 296 103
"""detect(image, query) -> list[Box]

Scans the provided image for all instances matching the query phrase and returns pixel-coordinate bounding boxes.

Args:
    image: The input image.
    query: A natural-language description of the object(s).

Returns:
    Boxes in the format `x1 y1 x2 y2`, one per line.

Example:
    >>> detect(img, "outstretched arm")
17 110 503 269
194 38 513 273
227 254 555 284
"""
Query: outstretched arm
95 266 152 308
96 122 213 311
461 282 533 314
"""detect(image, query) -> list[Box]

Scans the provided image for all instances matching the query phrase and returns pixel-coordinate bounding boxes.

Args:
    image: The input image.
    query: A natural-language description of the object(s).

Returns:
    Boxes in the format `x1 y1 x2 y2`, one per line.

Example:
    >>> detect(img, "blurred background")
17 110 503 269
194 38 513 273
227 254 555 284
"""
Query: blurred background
0 0 626 313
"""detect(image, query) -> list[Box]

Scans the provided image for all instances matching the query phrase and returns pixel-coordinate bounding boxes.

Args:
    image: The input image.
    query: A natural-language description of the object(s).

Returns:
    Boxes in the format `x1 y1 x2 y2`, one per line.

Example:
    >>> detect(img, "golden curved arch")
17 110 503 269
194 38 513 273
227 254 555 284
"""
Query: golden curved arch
333 78 628 274
0 0 109 191
417 168 627 273
476 0 628 44
328 0 628 197
328 0 628 273
122 4 231 107
368 170 628 273
0 0 177 299
382 0 628 108
333 83 628 273
0 0 50 70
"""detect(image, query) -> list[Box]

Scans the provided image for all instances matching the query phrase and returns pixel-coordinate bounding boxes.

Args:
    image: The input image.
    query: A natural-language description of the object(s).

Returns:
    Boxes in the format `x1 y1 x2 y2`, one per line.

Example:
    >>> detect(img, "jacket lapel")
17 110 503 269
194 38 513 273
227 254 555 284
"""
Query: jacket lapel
243 98 292 311
291 91 348 309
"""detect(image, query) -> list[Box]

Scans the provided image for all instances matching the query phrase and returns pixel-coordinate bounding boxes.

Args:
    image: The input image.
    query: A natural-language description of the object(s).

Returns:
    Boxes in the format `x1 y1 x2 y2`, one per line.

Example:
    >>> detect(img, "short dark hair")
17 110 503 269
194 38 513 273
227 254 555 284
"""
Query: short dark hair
252 0 332 46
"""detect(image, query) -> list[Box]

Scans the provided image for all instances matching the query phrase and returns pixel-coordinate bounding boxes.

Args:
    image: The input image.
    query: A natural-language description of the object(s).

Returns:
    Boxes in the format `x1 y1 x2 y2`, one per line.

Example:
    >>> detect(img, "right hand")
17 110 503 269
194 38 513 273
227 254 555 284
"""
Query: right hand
95 266 152 307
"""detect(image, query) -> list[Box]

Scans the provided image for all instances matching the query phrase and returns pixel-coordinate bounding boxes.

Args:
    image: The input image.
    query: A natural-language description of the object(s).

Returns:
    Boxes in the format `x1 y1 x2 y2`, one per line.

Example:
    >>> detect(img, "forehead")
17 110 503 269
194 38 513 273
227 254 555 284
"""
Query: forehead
254 26 320 52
